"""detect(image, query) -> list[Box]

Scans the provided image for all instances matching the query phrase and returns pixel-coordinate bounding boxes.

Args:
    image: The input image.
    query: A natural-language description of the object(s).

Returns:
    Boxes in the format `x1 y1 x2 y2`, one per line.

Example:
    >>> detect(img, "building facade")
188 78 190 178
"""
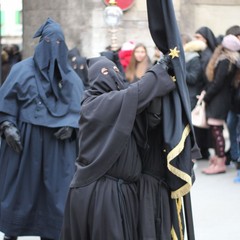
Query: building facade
21 0 240 59
0 0 22 45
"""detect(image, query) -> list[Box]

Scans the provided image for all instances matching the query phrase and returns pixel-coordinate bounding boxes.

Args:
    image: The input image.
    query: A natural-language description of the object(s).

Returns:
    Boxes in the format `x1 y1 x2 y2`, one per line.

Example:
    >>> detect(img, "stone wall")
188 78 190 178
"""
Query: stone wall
22 0 93 57
178 0 240 37
22 0 240 60
22 0 155 59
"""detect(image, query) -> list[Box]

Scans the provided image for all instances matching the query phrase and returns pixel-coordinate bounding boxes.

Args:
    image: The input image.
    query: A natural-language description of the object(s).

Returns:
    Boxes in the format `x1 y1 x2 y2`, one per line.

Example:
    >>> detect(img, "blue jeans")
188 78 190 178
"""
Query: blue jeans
237 114 240 159
227 110 240 160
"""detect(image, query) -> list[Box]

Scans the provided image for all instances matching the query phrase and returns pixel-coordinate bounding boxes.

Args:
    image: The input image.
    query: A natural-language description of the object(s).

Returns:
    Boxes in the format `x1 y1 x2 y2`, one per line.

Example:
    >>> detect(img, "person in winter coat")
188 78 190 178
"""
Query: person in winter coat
182 36 207 110
225 25 240 164
200 34 240 174
223 25 240 181
193 26 219 160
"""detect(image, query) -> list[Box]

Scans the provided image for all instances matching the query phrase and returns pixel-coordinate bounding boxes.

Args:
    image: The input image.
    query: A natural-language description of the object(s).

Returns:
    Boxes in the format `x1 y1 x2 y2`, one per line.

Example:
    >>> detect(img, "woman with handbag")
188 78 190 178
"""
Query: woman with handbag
191 27 218 160
200 34 240 174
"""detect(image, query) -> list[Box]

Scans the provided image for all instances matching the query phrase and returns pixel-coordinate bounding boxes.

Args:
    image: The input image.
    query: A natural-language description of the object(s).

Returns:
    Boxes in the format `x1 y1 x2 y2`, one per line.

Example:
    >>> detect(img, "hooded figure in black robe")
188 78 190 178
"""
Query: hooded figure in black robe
137 1 201 239
68 47 89 89
60 55 176 240
0 18 84 240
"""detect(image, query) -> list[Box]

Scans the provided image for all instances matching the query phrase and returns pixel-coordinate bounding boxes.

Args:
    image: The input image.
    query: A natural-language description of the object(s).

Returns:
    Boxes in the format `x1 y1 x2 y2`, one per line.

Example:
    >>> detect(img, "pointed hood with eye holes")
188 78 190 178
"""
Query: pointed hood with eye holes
33 17 70 73
70 56 139 187
33 18 76 117
68 47 89 89
83 56 128 102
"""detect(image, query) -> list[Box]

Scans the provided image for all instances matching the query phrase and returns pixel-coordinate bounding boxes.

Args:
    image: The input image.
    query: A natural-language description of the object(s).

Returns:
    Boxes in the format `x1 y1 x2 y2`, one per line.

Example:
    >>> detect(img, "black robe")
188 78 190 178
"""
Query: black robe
60 61 175 240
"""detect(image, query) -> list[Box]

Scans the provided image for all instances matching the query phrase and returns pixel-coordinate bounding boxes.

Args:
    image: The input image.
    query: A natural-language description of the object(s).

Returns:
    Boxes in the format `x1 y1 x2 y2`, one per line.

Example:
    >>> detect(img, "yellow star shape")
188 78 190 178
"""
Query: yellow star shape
169 47 180 59
171 76 176 82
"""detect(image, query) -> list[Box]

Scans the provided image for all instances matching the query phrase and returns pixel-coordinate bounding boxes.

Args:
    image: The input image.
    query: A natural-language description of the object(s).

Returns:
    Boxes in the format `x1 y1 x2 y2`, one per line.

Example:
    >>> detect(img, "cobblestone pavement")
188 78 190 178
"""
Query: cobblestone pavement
1 159 240 240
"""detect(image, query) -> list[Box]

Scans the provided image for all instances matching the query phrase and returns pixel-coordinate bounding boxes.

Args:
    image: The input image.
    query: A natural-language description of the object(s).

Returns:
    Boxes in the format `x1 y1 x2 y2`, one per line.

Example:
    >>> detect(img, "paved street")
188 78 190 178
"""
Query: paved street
1 159 240 240
190 160 240 240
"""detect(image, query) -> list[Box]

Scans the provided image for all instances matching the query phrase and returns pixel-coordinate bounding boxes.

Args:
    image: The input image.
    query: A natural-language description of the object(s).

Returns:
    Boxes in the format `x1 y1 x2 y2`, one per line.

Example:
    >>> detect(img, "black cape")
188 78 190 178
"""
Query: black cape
0 57 83 128
70 57 175 187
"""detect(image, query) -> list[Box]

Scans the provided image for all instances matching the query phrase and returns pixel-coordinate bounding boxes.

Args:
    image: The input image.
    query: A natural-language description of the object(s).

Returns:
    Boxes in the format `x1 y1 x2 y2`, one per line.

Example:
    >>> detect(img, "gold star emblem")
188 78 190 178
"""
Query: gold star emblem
169 47 180 59
171 76 176 82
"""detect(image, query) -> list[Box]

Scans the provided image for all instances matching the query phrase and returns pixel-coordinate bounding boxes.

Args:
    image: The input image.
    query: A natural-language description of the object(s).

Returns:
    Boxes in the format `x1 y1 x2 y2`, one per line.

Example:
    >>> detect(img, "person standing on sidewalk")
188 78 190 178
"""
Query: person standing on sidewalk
225 25 240 164
201 34 240 174
193 26 218 160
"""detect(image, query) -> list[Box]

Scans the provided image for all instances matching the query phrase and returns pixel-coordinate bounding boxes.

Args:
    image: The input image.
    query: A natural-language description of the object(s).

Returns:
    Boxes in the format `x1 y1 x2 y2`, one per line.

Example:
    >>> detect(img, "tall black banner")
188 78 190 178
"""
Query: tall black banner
146 1 200 239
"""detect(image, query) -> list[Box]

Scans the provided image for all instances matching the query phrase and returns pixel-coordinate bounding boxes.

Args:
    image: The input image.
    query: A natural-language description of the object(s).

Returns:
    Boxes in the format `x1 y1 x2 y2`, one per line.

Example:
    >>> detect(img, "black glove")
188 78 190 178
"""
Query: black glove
54 127 74 140
147 97 162 129
0 121 23 153
157 54 174 76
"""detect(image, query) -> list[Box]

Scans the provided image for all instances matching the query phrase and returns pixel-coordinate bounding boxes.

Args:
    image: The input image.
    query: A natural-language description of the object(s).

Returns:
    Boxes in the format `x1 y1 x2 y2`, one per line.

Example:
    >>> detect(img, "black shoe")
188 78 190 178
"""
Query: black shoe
199 149 210 160
236 161 240 170
4 236 18 240
225 150 235 165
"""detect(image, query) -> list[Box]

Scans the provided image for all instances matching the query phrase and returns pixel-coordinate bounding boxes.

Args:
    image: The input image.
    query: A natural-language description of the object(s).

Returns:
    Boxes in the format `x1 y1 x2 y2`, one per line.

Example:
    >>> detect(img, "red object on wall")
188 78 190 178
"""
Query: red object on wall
103 0 135 11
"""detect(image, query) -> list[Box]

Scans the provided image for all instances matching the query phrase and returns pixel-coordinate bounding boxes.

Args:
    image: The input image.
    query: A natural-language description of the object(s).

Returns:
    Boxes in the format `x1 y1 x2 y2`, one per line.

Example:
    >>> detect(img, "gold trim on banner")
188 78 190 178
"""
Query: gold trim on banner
171 226 178 240
171 198 184 240
177 198 184 240
167 124 193 199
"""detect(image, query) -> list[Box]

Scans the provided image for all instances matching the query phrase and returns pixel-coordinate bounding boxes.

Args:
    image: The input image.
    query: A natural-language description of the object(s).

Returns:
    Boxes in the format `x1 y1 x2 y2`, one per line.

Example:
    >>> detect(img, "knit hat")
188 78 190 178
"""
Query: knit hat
118 40 135 71
121 40 135 51
222 34 240 51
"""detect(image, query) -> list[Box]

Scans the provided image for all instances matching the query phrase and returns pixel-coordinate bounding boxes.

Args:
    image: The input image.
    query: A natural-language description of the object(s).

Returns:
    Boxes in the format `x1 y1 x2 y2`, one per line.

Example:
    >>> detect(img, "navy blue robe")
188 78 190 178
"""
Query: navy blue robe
0 56 83 239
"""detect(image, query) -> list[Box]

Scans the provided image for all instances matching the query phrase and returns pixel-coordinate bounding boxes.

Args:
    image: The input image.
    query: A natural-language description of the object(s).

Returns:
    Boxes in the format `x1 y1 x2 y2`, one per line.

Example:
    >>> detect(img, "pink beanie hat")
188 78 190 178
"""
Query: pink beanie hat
222 34 240 51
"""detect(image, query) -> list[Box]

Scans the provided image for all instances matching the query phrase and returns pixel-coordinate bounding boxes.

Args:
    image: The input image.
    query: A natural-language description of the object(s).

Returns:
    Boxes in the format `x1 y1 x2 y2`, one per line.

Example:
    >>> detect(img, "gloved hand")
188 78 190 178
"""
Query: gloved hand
0 121 23 153
157 54 174 76
147 97 162 129
54 127 74 140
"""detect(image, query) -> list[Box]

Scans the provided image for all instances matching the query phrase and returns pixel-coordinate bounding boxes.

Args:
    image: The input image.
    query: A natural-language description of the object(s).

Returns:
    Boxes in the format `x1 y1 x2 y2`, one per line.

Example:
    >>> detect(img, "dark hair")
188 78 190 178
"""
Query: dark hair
226 25 240 36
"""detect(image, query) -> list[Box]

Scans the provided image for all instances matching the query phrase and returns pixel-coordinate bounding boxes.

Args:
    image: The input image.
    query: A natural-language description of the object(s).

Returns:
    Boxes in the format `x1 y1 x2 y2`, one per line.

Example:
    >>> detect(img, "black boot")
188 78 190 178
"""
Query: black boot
3 236 18 240
200 148 210 160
